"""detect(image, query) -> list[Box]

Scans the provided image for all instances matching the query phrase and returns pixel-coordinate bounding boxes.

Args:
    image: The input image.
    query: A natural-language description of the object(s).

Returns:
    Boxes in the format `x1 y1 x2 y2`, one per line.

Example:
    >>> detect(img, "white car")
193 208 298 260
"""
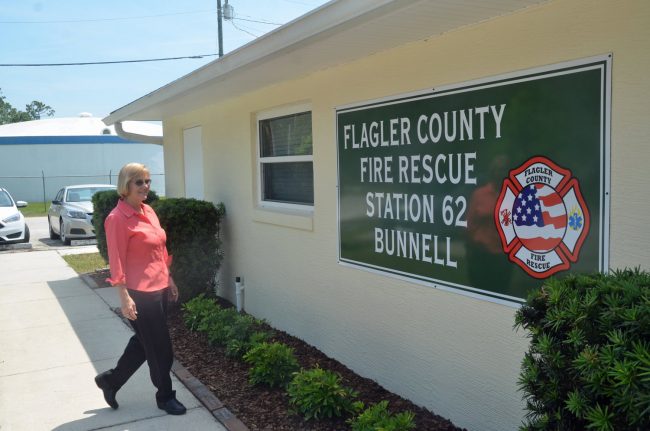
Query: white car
48 184 116 245
0 187 30 244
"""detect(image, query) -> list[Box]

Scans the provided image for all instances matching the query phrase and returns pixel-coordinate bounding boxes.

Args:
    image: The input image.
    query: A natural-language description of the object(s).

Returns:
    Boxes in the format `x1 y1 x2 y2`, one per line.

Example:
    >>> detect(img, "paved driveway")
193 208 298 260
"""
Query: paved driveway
25 216 99 253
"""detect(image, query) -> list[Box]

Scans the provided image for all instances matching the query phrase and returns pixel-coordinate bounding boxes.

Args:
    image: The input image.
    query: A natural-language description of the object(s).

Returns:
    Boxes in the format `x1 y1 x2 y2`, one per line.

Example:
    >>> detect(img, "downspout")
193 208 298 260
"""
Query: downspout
114 121 163 145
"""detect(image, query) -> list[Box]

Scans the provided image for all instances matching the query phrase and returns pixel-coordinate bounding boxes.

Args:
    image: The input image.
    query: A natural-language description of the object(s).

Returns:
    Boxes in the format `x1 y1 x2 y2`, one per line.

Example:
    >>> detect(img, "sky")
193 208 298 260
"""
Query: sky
0 0 330 119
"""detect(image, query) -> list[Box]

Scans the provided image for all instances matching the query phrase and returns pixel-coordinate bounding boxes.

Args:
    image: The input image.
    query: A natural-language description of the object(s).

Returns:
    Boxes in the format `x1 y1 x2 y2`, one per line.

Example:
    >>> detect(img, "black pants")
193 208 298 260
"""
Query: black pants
108 288 174 402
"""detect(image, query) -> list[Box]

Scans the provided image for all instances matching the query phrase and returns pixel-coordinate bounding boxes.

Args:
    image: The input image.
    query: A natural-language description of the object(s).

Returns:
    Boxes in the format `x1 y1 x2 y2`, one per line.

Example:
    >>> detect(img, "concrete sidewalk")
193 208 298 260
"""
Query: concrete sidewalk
0 250 227 431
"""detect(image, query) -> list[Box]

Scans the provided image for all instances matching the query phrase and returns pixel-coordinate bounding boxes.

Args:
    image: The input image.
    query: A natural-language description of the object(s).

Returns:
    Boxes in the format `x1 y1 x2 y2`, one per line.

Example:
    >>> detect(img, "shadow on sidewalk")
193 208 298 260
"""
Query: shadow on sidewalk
40 277 172 431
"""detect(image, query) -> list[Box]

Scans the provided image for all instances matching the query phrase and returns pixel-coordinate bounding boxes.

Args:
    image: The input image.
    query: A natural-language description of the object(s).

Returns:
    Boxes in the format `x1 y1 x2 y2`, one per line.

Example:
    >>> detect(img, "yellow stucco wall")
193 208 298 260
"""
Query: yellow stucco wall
162 1 649 429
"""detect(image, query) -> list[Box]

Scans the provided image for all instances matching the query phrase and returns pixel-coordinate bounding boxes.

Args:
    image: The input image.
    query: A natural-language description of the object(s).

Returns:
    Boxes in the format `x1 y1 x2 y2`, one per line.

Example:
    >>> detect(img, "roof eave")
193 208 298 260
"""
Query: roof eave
103 0 548 124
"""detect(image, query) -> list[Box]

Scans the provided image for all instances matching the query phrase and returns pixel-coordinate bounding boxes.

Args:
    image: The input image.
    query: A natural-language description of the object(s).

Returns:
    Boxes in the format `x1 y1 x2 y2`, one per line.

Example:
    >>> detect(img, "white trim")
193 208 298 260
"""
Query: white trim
103 0 398 123
103 0 548 123
601 54 612 273
255 105 314 212
257 103 311 121
259 155 313 164
257 200 315 212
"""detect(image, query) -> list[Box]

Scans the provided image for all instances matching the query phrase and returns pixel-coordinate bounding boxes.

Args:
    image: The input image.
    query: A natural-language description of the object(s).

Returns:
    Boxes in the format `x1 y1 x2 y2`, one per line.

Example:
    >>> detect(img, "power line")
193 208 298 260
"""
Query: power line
1 10 283 27
278 0 322 6
228 20 259 38
0 54 218 67
232 17 282 26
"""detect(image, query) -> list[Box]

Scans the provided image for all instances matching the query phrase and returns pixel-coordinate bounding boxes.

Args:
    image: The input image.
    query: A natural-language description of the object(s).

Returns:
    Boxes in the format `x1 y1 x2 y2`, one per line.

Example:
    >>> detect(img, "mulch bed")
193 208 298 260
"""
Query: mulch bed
168 300 465 431
86 268 111 288
90 271 465 430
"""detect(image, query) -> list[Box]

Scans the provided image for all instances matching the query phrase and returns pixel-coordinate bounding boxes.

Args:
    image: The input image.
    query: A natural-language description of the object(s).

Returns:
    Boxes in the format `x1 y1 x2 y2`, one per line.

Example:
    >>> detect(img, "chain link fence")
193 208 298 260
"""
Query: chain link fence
0 171 165 210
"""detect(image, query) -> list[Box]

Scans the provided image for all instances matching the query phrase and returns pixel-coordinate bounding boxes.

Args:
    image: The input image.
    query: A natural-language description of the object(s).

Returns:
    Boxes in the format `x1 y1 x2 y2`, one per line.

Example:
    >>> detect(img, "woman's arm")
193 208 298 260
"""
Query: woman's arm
168 275 179 302
105 212 138 320
116 285 138 320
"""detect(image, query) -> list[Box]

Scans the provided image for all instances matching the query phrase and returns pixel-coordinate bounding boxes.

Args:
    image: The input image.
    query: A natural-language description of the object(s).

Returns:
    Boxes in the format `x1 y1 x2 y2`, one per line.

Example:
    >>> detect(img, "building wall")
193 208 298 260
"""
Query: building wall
162 1 650 429
0 140 165 202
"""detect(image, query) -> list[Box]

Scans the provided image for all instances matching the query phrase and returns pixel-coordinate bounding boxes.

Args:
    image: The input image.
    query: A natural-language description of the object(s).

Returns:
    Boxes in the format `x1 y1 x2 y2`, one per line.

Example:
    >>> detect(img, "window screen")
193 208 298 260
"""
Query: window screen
259 111 313 206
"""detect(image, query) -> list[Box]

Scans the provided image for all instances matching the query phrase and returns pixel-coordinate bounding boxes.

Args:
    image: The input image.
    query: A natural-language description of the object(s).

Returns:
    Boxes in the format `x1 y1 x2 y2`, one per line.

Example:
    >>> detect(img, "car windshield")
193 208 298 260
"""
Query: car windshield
0 191 14 207
65 187 115 203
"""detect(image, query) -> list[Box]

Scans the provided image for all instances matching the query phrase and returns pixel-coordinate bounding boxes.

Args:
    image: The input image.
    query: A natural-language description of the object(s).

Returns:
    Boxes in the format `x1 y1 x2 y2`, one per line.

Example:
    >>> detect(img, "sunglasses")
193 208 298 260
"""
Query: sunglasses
133 179 152 186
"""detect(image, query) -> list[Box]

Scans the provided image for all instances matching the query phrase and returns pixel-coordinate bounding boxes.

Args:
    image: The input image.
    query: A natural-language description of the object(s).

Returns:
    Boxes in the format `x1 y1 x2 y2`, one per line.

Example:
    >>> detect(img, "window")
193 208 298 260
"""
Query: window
65 187 115 202
0 191 13 207
258 110 313 208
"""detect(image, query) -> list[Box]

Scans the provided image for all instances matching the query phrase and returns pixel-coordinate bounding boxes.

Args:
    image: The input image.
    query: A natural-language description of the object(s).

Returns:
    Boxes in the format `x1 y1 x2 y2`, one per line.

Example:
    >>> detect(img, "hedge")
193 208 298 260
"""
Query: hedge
92 192 224 303
152 198 225 302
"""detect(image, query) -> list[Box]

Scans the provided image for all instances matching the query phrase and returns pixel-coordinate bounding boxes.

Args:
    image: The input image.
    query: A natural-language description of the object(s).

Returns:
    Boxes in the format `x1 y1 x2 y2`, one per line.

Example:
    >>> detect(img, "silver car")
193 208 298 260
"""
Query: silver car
48 184 116 245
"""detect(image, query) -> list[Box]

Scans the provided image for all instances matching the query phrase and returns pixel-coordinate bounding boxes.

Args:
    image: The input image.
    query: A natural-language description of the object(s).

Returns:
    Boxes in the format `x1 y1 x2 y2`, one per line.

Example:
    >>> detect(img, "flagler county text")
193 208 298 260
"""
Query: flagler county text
341 104 506 269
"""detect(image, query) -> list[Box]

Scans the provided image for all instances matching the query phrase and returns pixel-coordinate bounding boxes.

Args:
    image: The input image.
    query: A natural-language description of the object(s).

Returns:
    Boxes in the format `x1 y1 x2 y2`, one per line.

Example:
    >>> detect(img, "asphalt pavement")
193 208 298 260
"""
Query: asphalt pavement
0 221 228 430
26 216 100 253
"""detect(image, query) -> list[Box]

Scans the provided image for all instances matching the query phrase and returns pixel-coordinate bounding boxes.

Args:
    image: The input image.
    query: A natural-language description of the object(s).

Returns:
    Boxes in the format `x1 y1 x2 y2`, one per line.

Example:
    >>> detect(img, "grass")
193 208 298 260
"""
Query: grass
19 201 50 217
62 252 107 274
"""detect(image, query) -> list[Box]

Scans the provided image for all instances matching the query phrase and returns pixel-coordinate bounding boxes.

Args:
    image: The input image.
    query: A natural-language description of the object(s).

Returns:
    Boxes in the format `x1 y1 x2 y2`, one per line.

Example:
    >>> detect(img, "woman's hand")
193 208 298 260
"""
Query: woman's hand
169 276 180 303
118 286 138 320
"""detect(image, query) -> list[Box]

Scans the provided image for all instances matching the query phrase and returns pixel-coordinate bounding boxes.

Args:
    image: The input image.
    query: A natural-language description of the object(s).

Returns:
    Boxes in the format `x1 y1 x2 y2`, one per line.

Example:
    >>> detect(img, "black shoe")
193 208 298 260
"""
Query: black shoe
157 395 187 415
95 370 119 409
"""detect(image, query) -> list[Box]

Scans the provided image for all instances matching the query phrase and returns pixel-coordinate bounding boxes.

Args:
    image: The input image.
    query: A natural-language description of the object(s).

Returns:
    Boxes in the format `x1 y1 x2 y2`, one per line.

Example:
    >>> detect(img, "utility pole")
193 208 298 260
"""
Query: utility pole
217 0 224 57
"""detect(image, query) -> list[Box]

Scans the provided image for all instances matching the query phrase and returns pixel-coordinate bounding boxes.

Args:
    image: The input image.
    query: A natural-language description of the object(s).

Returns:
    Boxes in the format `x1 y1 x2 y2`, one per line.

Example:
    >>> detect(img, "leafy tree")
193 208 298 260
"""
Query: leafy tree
0 88 55 124
25 100 55 120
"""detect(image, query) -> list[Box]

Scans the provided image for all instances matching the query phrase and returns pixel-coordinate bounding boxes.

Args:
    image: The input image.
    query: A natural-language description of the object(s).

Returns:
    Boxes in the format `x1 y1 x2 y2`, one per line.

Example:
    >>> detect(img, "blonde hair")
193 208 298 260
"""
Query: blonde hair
117 163 150 198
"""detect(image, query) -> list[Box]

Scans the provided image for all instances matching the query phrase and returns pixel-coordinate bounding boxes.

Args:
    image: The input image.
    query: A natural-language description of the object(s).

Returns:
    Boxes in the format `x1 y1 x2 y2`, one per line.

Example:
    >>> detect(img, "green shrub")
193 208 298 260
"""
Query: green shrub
152 198 225 303
182 295 270 358
514 268 650 431
243 342 299 388
226 329 271 359
92 190 119 263
348 401 416 431
181 294 220 331
287 366 359 420
202 307 240 345
92 189 159 263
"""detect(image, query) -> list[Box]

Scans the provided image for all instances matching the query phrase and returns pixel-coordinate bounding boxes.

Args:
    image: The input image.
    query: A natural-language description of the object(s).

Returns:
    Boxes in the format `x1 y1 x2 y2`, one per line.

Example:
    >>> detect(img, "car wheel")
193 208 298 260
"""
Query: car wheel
60 219 71 245
22 225 30 243
49 219 60 239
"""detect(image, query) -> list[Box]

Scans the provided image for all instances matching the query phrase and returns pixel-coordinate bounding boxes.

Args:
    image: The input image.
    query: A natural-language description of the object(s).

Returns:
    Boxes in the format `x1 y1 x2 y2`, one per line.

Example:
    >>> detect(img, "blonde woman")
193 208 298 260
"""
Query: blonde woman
94 163 185 415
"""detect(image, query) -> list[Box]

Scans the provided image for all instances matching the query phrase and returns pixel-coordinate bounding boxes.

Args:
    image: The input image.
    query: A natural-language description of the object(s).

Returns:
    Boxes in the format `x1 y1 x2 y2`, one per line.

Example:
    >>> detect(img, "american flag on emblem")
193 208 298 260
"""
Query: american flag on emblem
513 184 567 252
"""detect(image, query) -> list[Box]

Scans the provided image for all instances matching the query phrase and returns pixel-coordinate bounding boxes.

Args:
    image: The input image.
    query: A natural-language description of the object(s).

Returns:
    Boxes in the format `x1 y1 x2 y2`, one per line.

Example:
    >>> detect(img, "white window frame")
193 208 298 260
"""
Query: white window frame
256 103 314 212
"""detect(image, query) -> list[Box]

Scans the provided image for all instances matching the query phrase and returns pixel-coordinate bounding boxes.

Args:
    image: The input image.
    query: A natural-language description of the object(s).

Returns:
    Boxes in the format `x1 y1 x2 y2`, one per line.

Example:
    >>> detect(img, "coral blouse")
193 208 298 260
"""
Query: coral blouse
105 199 172 292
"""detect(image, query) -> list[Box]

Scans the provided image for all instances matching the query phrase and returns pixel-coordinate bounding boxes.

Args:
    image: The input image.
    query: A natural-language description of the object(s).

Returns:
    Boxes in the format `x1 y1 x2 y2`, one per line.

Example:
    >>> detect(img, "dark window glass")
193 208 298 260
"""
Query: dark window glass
262 162 314 205
260 112 312 157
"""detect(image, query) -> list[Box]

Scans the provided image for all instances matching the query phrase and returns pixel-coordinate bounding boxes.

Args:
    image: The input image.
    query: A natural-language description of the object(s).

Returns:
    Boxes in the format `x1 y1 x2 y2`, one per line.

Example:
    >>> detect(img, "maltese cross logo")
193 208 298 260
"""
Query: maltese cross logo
494 156 590 279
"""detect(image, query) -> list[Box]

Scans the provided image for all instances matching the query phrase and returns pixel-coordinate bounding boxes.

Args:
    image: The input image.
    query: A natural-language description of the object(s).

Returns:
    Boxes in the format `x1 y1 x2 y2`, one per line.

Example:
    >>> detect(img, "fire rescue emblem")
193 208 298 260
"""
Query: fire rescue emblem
494 156 590 278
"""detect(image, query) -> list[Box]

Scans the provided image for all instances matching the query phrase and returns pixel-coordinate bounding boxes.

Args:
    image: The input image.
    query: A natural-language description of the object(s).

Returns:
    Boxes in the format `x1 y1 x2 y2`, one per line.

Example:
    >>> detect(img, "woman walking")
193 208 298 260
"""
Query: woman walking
94 162 186 415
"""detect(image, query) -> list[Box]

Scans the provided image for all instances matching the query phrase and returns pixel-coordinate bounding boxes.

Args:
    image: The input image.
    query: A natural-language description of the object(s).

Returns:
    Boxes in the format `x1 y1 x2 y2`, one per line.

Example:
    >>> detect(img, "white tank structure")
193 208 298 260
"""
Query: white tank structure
0 113 165 202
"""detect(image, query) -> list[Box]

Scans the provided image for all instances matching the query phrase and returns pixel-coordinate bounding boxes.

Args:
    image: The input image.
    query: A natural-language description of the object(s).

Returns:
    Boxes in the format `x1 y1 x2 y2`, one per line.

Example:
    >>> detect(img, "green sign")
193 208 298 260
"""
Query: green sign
337 56 610 304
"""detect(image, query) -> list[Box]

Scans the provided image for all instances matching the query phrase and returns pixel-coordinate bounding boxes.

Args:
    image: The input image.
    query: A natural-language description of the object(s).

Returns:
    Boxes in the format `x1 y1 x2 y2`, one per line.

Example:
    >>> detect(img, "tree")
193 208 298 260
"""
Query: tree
25 101 55 120
0 88 55 124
